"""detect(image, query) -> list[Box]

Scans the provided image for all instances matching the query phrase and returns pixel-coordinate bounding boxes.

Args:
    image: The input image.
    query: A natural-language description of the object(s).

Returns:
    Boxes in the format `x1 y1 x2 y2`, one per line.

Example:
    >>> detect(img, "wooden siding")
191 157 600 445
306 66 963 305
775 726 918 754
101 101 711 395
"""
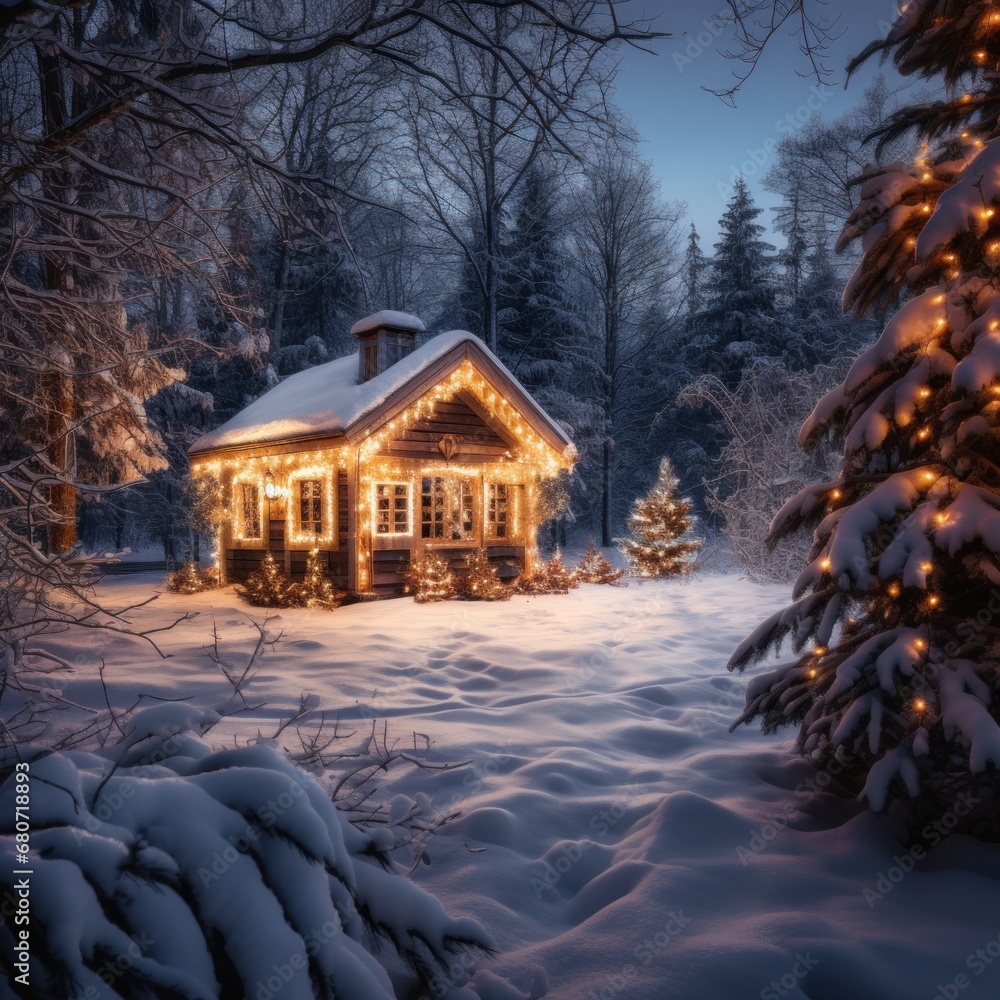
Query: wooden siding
385 392 512 463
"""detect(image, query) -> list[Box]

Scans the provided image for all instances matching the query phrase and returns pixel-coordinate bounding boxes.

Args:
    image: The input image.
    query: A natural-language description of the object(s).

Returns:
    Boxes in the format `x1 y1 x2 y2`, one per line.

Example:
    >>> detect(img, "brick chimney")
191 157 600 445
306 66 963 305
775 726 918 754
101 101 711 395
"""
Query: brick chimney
351 311 425 383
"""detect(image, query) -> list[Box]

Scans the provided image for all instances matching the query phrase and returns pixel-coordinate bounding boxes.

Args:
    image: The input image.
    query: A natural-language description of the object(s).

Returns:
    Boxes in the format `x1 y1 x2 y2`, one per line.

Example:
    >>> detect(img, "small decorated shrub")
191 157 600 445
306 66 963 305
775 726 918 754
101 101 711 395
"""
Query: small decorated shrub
403 552 457 603
290 548 345 609
166 562 220 594
458 549 510 601
517 550 578 595
575 540 626 585
236 552 297 607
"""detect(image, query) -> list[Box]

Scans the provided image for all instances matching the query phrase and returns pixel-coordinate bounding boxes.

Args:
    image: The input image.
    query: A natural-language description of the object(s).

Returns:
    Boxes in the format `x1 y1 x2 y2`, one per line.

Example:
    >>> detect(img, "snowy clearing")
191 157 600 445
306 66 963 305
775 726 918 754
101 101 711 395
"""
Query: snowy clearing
52 572 1000 1000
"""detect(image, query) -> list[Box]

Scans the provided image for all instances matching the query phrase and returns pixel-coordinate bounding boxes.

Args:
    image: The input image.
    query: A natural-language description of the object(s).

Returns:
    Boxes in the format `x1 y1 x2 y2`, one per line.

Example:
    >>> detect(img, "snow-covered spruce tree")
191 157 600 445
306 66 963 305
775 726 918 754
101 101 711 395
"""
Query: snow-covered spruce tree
0 704 492 999
730 0 1000 835
619 459 701 577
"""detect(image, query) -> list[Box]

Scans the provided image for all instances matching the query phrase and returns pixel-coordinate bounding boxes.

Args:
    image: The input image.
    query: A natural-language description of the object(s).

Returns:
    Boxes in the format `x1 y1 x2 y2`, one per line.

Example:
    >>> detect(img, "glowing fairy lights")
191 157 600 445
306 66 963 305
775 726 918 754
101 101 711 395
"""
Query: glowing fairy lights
191 358 573 589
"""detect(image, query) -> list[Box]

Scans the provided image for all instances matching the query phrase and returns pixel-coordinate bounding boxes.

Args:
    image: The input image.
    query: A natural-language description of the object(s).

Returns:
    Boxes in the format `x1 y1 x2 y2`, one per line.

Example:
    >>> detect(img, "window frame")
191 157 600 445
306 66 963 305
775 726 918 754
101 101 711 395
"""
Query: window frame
374 481 412 537
485 482 510 540
239 482 262 540
298 478 323 537
421 475 475 542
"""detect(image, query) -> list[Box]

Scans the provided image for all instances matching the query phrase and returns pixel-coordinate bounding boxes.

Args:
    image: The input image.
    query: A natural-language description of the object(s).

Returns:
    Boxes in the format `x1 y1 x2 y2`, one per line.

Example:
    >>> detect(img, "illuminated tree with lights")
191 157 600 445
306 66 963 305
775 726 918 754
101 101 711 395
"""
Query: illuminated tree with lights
729 0 1000 836
293 549 344 609
458 549 511 601
404 553 456 603
517 549 578 594
619 459 700 577
237 553 295 608
576 540 625 584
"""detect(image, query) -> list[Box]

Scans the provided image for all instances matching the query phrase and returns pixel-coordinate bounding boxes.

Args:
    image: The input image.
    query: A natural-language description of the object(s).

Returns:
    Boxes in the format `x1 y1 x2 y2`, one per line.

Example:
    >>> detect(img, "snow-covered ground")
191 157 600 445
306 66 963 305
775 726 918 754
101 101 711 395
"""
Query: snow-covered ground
52 572 1000 1000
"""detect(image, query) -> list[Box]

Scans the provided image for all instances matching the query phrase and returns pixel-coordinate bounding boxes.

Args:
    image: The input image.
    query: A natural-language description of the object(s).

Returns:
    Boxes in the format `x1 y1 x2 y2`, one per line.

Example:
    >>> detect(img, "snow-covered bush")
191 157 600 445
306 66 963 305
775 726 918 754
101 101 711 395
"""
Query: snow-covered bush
0 704 493 999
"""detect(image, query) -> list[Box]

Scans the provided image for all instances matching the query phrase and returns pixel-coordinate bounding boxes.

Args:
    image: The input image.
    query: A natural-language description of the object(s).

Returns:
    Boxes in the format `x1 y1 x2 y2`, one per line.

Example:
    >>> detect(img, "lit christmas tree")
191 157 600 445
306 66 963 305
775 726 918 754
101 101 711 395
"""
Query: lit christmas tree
458 549 511 601
166 562 219 594
237 552 295 608
619 459 701 577
517 549 578 594
404 552 456 603
575 540 625 585
292 548 344 609
730 0 1000 836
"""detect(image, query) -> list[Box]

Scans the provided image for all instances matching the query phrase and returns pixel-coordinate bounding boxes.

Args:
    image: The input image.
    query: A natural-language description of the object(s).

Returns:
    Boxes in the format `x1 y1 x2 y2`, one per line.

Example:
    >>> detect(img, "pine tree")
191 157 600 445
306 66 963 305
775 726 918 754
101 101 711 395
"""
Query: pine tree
576 540 625 585
237 552 295 608
775 188 809 302
683 222 706 317
517 549 578 594
707 176 776 344
729 0 1000 837
458 549 511 601
619 459 701 577
404 553 456 603
292 548 344 609
501 161 576 389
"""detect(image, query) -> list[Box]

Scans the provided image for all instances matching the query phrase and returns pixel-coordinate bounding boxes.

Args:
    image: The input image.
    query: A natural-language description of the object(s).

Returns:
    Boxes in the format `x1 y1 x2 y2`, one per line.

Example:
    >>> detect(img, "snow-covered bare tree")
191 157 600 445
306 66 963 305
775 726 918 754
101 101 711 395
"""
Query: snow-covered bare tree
679 361 843 582
572 141 684 544
0 0 660 671
399 4 614 353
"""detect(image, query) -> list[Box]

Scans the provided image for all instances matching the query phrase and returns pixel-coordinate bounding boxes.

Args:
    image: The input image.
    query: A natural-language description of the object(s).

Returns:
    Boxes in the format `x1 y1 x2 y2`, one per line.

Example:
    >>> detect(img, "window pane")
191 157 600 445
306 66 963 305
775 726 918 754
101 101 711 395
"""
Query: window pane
300 480 323 535
487 482 508 539
376 483 410 535
242 484 260 537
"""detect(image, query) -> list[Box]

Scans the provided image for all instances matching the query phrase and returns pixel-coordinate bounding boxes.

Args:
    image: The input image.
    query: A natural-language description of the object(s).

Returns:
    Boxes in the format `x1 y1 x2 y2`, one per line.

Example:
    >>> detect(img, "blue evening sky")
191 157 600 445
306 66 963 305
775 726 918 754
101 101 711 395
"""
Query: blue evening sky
612 0 909 246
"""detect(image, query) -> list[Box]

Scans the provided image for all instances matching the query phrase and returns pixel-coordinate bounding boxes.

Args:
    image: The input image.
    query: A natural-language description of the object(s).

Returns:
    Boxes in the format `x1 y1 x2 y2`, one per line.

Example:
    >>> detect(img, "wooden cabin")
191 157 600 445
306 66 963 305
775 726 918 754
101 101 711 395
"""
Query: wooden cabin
188 312 577 595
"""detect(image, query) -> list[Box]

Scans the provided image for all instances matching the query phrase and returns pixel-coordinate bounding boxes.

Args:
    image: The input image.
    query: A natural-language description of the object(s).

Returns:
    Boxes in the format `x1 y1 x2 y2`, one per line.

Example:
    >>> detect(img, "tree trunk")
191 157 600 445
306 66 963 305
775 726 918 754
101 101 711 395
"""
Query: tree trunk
601 437 612 547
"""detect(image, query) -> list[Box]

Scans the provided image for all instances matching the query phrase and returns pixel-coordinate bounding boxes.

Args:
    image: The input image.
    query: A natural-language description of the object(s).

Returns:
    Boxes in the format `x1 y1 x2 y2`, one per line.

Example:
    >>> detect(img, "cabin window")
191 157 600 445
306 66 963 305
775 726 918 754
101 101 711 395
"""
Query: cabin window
422 476 474 540
375 483 410 535
240 483 261 539
363 342 378 380
299 479 323 536
486 483 509 539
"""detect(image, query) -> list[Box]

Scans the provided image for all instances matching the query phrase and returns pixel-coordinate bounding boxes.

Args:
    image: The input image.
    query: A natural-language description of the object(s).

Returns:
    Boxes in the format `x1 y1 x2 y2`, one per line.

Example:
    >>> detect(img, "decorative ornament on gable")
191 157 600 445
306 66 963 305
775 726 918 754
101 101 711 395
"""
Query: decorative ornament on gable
438 434 463 463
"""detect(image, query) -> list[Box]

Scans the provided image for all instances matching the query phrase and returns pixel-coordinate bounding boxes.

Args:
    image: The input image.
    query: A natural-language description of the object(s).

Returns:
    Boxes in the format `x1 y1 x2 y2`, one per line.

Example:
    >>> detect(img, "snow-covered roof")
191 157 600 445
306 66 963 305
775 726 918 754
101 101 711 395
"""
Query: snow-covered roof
189 329 573 456
349 310 425 336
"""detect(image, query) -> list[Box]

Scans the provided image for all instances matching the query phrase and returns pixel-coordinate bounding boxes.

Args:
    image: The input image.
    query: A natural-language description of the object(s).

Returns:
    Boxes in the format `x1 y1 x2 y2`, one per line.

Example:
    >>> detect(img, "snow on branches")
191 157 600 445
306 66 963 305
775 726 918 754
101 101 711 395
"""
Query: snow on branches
731 0 1000 836
0 705 493 999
